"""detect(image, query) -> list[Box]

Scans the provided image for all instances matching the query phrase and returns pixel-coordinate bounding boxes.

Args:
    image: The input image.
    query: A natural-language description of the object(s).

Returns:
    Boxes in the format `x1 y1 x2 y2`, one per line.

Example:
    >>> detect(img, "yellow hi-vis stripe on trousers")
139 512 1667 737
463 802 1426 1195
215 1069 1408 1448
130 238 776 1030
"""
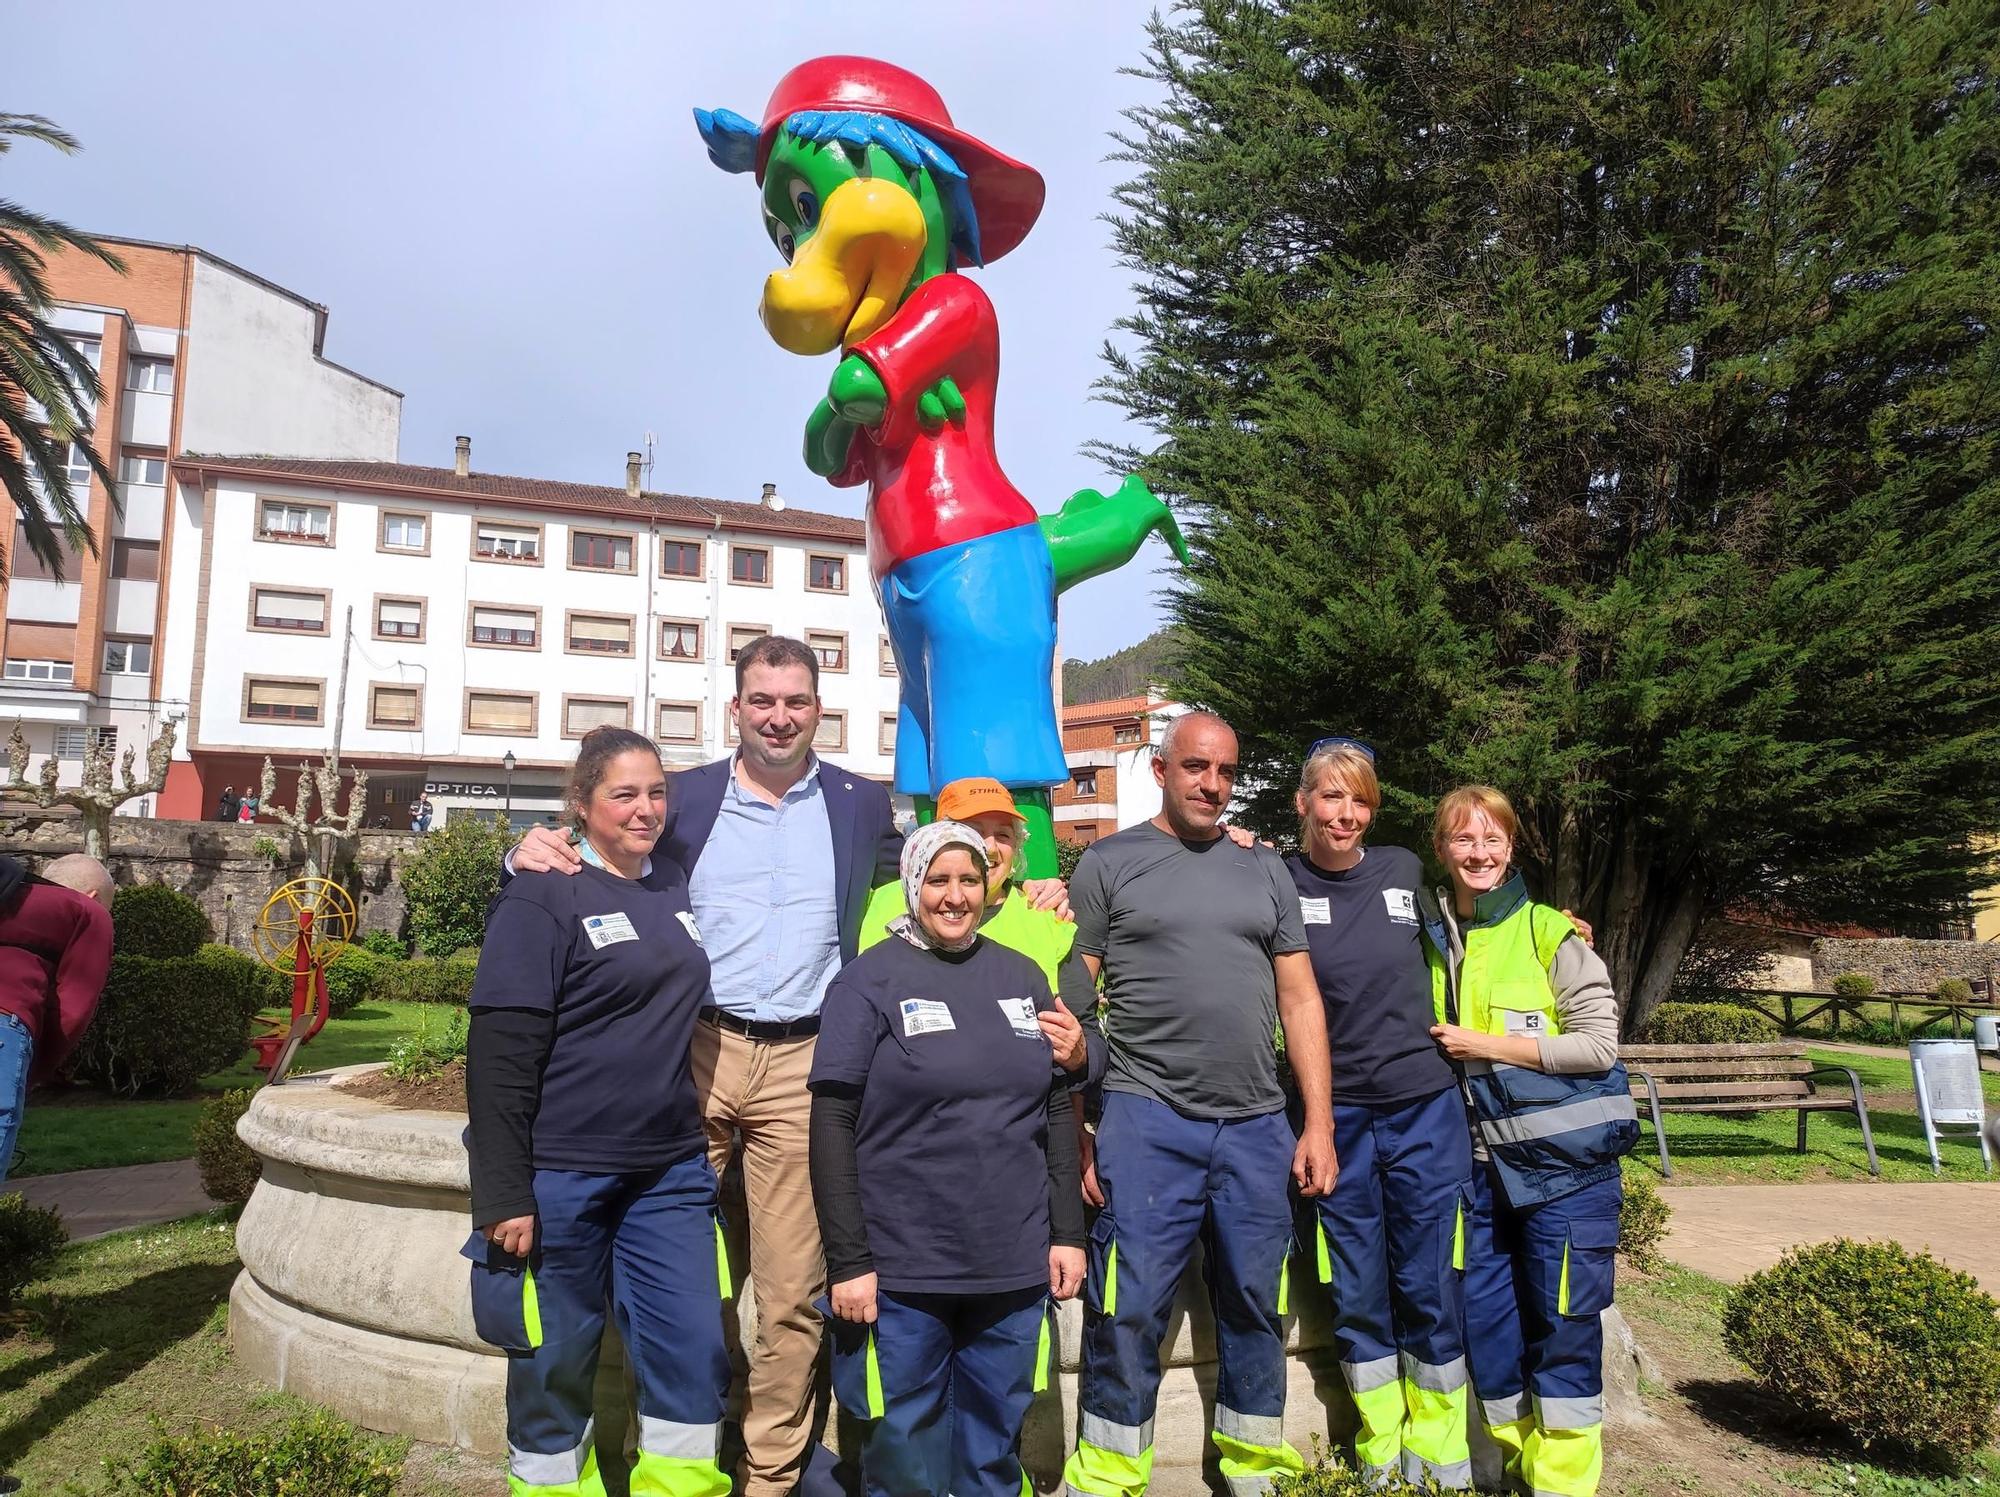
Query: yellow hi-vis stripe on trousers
522 1267 544 1350
1065 1413 1156 1497
864 1327 887 1418
714 1221 732 1300
1526 1396 1604 1497
1103 1242 1118 1317
1034 1304 1054 1393
510 1438 604 1497
1316 1221 1333 1284
1453 1201 1466 1272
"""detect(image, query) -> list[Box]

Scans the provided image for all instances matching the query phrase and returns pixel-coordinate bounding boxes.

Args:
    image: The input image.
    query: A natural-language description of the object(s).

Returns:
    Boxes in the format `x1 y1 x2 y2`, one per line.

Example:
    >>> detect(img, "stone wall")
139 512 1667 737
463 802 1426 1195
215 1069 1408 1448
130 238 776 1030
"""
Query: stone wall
1 811 418 950
1810 936 1999 996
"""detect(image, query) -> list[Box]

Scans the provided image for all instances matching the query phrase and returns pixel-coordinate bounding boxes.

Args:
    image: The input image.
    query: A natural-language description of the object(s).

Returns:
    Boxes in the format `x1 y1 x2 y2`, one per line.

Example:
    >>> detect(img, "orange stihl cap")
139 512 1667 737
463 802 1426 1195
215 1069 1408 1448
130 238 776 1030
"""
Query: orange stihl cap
936 777 1025 823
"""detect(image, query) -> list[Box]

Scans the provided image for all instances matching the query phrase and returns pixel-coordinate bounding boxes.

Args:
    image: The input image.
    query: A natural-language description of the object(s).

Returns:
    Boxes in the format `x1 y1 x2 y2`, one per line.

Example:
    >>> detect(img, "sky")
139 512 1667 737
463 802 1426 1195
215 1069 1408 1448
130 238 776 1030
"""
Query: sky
0 0 1178 660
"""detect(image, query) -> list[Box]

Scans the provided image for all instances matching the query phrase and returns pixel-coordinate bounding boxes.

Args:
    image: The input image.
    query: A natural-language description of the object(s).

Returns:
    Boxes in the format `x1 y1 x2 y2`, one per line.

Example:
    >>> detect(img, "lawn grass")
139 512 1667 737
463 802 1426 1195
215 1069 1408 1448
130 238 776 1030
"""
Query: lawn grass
14 1003 443 1178
1628 1045 1999 1186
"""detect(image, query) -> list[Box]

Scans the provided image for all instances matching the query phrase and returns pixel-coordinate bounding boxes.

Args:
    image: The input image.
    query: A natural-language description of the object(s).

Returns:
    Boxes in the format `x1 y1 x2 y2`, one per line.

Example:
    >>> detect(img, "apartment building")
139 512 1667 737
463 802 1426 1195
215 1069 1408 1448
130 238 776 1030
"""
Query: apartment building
1 236 401 806
1054 691 1184 842
157 445 900 829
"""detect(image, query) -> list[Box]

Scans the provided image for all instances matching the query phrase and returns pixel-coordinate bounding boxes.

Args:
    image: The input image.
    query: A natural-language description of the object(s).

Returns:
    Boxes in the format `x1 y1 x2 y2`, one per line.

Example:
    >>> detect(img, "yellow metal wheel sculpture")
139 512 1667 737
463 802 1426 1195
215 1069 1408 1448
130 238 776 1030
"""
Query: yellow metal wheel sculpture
253 877 356 974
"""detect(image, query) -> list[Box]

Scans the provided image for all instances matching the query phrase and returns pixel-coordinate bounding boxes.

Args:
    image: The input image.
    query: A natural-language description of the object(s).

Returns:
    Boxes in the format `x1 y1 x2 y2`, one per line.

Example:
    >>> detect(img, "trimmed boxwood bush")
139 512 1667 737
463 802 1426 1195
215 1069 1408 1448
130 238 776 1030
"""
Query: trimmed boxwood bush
193 1088 261 1204
1935 977 1974 1004
110 883 211 958
1617 1171 1671 1270
195 943 286 1013
1273 1447 1438 1495
67 955 260 1097
357 928 406 959
322 947 388 1018
369 951 478 1006
1723 1238 2000 1467
1830 971 1877 999
108 1410 401 1495
1637 1001 1776 1045
0 1192 68 1305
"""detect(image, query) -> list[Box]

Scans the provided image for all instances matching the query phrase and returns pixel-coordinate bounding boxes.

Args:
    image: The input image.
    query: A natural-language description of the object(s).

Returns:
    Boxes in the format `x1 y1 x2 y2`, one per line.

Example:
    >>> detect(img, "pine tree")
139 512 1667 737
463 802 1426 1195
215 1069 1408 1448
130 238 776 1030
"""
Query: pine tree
1101 0 2000 1032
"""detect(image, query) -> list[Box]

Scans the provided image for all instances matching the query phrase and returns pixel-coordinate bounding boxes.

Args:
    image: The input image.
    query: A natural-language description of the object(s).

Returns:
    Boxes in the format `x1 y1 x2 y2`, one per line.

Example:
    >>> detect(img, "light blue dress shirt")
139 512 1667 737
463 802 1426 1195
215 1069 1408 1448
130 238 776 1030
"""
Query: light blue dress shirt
687 757 842 1022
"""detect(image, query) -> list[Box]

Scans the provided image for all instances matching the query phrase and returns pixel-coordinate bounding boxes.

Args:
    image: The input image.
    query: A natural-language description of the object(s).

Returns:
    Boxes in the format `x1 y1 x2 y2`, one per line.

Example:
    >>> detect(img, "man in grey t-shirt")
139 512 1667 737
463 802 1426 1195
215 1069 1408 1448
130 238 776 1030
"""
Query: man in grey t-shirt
1064 713 1334 1497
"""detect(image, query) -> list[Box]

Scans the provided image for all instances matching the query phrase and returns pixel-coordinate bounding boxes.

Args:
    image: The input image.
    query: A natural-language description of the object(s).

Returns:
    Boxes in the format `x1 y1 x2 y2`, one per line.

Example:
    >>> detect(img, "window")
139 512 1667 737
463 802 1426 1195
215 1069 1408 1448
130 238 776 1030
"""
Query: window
245 677 324 724
879 634 897 675
469 604 538 648
65 334 102 375
660 538 703 578
807 554 846 593
814 710 847 752
1113 721 1142 745
53 725 115 759
727 624 767 662
567 613 633 655
807 629 847 672
563 696 632 737
878 714 897 755
368 683 421 730
730 545 771 586
126 355 174 394
373 596 425 641
111 539 159 580
474 520 540 561
379 511 428 553
119 453 166 486
1072 769 1099 797
250 586 330 634
4 659 74 684
659 618 703 661
62 442 92 496
569 529 634 572
102 638 153 674
9 521 81 582
657 701 702 745
466 690 536 735
258 498 331 542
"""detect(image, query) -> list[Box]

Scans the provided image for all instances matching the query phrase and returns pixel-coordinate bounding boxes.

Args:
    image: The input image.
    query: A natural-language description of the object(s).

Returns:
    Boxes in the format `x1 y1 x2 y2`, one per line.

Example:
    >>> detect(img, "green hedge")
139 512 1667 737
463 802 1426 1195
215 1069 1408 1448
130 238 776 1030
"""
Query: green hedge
67 954 261 1097
193 1089 261 1204
367 951 478 1006
1723 1238 2000 1467
110 883 211 958
108 1410 401 1496
401 814 512 956
1637 1001 1777 1045
323 947 390 1018
1618 1171 1671 1270
0 1193 67 1305
196 943 287 1012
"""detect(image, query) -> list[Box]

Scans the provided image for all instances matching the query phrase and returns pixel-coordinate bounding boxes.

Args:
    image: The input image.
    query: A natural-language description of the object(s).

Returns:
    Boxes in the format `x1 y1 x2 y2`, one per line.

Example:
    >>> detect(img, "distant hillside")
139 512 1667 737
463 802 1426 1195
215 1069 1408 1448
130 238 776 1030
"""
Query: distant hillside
1063 628 1180 705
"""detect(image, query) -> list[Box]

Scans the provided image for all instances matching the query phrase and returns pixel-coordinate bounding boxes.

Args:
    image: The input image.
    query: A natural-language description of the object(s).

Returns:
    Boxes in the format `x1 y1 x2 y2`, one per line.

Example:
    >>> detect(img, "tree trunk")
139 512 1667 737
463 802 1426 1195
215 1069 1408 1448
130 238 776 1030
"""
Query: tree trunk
1574 817 1708 1039
82 807 109 862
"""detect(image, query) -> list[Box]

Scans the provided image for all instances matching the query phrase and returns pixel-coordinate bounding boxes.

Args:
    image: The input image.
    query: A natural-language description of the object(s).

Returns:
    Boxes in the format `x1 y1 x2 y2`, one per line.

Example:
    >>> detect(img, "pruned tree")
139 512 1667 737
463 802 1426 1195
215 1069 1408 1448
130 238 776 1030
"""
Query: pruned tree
6 716 175 858
259 755 369 880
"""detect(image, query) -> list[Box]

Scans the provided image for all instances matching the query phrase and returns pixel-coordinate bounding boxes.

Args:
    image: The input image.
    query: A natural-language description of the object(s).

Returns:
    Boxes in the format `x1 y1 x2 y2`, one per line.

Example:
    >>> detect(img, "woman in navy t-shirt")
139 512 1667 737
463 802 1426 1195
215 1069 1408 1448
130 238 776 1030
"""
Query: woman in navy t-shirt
809 821 1092 1497
464 726 729 1497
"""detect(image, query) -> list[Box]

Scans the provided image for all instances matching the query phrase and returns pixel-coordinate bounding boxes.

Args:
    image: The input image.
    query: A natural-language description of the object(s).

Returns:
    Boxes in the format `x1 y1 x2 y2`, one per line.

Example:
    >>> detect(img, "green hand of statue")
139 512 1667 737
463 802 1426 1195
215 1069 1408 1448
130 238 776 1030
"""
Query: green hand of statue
916 376 967 433
1040 474 1190 594
826 354 888 427
803 397 860 478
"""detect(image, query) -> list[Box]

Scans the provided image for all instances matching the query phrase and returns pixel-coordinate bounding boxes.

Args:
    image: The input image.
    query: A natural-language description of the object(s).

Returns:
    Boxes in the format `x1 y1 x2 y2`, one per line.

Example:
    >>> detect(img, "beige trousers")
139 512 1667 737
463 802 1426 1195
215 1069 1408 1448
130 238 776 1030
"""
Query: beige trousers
692 1015 826 1497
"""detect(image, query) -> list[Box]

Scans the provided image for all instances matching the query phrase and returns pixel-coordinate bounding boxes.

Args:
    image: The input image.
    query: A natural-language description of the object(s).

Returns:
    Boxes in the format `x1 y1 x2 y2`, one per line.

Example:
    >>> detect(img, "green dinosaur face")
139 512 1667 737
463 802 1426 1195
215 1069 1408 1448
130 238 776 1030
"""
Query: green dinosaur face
754 134 954 354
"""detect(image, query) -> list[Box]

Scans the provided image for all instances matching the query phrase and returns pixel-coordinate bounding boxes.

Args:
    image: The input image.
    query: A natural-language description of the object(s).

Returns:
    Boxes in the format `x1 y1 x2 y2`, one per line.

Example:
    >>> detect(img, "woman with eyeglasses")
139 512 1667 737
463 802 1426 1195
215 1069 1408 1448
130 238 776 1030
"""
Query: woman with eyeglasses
1287 737 1474 1489
1423 785 1634 1497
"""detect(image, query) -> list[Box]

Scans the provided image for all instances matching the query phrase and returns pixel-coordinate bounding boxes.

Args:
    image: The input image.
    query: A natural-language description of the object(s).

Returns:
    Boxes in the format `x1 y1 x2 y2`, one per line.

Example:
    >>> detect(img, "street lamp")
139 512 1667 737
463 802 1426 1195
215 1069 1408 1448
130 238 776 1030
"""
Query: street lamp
502 749 516 824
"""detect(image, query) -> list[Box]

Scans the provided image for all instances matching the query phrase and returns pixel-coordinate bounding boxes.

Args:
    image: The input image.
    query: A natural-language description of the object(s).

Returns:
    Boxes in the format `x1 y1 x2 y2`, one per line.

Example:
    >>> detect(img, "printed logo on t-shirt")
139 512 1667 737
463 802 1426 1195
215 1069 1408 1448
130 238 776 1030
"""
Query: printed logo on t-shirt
997 996 1040 1038
582 912 640 949
676 910 703 945
1381 888 1418 926
900 998 956 1037
1502 1009 1547 1037
1298 896 1331 925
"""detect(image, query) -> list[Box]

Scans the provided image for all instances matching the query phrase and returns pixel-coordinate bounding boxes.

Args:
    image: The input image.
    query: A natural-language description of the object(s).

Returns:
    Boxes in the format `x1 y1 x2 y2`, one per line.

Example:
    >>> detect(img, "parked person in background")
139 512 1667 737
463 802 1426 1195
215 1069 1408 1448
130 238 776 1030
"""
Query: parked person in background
0 852 114 1183
1063 712 1336 1497
416 796 435 833
237 792 259 823
217 784 240 822
811 823 1093 1497
1287 738 1473 1489
465 726 730 1497
1422 785 1636 1497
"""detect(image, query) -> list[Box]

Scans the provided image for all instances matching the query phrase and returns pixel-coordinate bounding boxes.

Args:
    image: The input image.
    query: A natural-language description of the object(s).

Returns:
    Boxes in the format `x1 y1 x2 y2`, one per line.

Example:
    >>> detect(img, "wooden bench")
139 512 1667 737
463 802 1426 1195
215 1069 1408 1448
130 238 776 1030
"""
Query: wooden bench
1620 1042 1880 1179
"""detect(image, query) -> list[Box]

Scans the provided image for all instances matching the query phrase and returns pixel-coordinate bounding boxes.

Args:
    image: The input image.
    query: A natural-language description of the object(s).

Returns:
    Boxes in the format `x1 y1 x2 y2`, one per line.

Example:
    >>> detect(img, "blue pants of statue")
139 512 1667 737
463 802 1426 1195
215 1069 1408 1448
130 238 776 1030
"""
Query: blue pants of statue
1066 1092 1303 1497
464 1155 731 1497
1461 1164 1622 1497
829 1285 1049 1497
0 1012 31 1184
1312 1086 1472 1488
879 522 1069 796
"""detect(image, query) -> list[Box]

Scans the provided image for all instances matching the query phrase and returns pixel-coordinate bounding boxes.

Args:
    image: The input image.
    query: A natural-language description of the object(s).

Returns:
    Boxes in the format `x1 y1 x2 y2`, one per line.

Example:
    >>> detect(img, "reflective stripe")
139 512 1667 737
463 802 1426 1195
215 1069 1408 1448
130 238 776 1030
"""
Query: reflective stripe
1341 1353 1401 1394
1536 1393 1603 1430
1213 1405 1285 1448
1558 1237 1572 1315
628 1448 728 1497
1478 1093 1638 1146
1315 1220 1332 1284
865 1327 886 1419
1079 1411 1152 1457
1064 1437 1156 1497
1481 1390 1533 1425
510 1421 594 1485
1033 1304 1053 1394
1401 1353 1468 1394
522 1267 543 1350
714 1220 732 1300
1451 1200 1465 1272
636 1417 720 1460
1217 1466 1279 1497
1405 1452 1473 1487
1276 1253 1290 1315
1103 1241 1118 1317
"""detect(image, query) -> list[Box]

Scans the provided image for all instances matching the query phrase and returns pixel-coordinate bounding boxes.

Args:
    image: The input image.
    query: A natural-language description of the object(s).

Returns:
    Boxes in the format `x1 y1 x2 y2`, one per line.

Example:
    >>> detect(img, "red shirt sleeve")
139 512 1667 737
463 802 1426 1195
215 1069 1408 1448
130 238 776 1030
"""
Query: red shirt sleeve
852 276 997 453
48 893 113 1074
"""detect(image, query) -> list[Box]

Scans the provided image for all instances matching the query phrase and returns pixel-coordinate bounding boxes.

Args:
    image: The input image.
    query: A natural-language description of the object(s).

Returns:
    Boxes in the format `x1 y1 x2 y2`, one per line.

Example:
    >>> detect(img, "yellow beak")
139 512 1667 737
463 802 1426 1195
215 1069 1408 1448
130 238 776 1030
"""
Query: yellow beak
760 177 926 356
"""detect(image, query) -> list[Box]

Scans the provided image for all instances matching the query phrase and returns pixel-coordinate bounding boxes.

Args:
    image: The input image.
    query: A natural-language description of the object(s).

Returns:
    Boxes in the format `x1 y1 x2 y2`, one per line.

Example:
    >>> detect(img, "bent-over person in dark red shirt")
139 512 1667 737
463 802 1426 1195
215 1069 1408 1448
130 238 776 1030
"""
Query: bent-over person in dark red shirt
0 853 114 1183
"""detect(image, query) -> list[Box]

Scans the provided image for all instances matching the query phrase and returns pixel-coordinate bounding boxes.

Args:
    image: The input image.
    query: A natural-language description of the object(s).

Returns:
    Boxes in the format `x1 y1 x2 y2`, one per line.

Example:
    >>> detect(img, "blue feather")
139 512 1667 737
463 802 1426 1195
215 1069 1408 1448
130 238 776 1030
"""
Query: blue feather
693 107 759 175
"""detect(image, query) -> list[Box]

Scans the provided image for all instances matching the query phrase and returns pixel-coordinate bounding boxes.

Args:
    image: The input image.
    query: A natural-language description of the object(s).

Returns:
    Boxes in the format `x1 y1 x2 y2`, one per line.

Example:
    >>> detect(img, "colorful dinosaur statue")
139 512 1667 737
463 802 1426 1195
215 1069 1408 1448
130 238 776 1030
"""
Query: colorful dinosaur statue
695 55 1187 876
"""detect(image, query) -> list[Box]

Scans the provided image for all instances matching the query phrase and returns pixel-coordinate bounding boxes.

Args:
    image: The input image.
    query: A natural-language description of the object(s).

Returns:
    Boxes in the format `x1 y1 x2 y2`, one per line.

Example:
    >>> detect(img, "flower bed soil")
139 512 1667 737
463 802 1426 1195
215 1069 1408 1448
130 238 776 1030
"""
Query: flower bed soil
336 1060 466 1113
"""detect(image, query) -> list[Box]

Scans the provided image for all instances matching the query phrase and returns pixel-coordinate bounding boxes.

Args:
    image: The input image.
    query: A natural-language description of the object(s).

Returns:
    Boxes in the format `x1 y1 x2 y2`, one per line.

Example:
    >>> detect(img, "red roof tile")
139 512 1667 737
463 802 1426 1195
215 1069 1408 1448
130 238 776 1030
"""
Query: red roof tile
1061 694 1161 725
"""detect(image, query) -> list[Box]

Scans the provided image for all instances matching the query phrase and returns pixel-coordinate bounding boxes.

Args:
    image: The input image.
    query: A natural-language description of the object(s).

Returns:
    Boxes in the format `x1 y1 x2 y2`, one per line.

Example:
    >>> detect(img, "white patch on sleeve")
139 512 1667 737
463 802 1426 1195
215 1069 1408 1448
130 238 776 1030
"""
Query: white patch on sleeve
676 910 703 945
900 999 956 1037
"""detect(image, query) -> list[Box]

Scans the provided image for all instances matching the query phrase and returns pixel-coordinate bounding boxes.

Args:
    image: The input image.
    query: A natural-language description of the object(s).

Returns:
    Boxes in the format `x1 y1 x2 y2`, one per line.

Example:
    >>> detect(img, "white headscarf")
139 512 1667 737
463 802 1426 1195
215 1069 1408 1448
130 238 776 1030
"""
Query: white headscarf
889 820 989 954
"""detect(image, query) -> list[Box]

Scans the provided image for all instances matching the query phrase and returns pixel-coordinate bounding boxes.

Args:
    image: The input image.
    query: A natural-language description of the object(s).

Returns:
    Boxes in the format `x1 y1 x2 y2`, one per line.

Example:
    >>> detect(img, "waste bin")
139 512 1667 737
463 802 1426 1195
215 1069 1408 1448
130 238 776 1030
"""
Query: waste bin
1975 1013 2000 1056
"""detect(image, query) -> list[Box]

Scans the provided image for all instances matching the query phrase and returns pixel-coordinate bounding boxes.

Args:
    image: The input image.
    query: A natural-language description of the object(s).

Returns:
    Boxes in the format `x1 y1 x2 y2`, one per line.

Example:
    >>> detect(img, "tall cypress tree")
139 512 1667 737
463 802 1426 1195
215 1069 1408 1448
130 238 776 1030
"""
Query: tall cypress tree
1102 0 2000 1031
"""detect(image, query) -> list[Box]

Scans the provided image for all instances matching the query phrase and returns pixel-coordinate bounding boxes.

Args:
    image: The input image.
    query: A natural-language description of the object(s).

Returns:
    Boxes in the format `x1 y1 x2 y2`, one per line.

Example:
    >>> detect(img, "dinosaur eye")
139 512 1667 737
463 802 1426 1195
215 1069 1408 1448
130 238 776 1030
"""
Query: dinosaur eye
789 179 819 229
778 231 796 263
764 210 796 264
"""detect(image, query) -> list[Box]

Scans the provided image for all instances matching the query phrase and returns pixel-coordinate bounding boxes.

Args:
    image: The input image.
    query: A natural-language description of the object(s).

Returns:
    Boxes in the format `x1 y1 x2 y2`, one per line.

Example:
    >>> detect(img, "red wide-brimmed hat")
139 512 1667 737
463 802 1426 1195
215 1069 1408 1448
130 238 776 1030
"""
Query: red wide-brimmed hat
753 55 1046 263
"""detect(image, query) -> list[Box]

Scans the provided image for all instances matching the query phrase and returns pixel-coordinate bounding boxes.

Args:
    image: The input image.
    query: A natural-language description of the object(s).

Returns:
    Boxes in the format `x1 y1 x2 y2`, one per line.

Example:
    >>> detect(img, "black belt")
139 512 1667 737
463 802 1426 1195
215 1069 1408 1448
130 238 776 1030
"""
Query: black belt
702 1008 819 1041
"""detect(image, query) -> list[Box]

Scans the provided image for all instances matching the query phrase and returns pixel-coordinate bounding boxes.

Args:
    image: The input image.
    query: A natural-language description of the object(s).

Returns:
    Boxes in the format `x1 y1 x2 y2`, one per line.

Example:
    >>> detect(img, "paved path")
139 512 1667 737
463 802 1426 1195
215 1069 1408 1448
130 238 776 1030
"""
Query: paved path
9 1159 216 1240
1662 1181 2000 1291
